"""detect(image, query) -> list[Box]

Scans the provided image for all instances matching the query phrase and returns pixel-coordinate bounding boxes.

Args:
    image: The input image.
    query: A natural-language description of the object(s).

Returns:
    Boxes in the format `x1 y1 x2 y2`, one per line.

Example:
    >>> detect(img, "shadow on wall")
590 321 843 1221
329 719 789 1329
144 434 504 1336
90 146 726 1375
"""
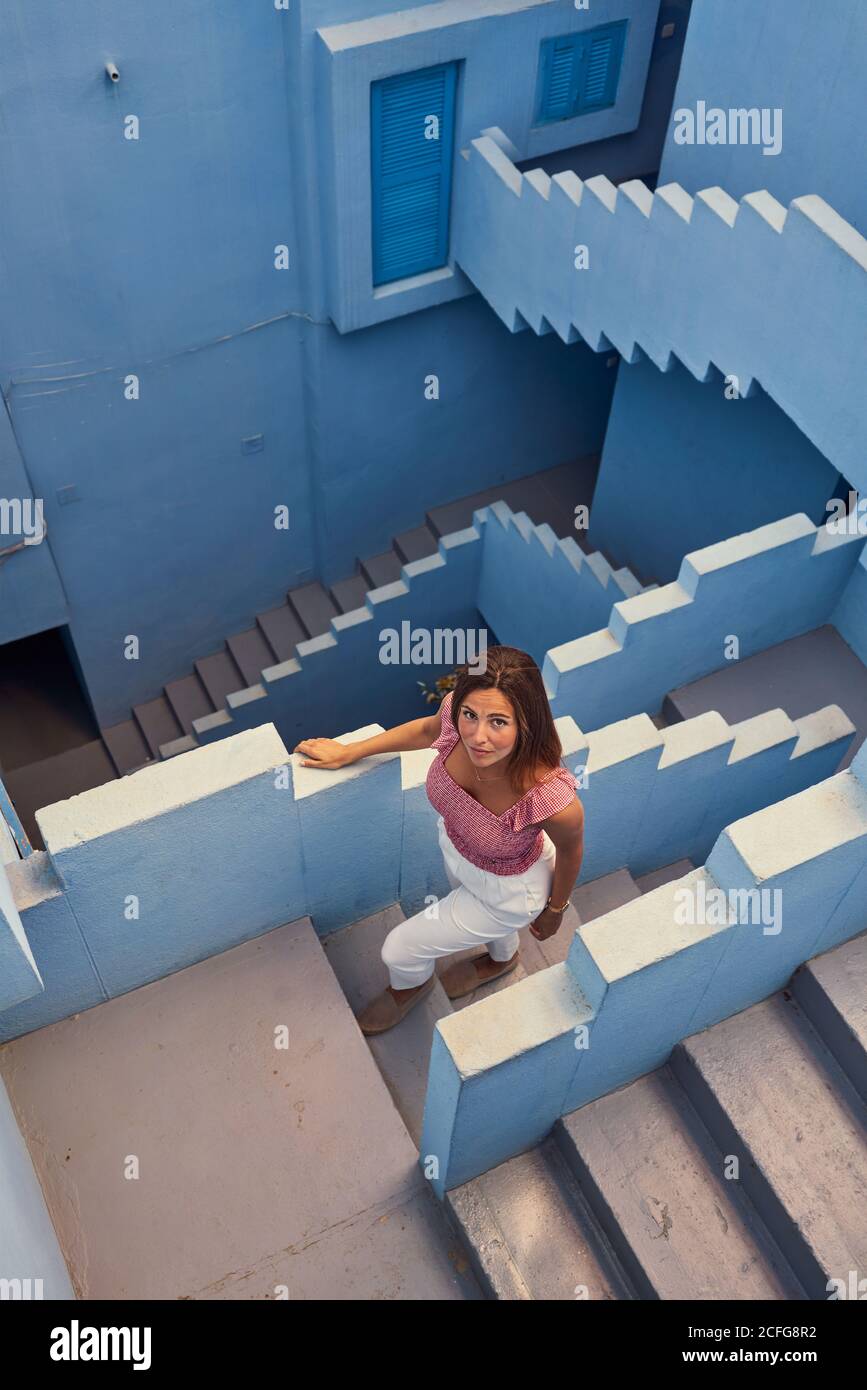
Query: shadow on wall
590 357 846 585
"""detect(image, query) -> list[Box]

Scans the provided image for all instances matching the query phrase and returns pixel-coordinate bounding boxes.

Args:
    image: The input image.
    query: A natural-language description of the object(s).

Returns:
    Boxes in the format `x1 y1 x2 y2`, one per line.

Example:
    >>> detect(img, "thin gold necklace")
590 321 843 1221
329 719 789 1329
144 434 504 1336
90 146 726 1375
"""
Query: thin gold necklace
471 758 510 783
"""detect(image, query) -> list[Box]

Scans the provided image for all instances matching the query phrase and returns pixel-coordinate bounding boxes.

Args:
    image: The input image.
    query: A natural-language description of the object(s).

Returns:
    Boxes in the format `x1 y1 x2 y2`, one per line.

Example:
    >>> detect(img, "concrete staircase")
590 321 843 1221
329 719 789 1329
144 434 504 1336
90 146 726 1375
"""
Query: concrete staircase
443 930 867 1300
2 740 117 854
4 458 619 849
662 625 867 771
99 457 606 777
453 134 867 489
477 500 653 666
322 859 693 1144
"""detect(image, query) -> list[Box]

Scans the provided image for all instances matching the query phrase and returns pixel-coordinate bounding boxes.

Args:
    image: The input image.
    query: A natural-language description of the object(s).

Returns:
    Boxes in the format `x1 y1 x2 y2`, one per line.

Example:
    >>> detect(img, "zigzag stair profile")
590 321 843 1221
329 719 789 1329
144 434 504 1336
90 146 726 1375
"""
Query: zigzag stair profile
476 500 649 661
97 463 616 776
662 625 867 771
482 499 646 601
543 512 865 733
454 133 867 487
443 930 867 1300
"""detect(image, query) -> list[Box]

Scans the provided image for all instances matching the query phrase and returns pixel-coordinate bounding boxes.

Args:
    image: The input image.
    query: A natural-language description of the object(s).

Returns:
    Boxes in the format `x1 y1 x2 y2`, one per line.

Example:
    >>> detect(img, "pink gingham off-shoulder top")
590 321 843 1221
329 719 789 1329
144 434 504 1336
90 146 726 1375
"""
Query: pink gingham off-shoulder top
426 691 578 875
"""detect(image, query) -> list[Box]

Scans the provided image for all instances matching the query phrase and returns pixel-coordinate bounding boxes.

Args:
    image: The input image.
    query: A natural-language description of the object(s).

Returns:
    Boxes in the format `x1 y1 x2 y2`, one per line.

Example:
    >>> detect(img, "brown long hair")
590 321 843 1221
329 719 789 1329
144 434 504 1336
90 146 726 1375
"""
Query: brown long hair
447 646 564 797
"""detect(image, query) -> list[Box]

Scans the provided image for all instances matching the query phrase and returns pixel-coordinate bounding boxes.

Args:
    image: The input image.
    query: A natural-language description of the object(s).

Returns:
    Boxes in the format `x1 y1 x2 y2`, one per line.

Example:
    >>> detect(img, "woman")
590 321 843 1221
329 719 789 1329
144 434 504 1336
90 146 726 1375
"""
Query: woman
293 645 585 1035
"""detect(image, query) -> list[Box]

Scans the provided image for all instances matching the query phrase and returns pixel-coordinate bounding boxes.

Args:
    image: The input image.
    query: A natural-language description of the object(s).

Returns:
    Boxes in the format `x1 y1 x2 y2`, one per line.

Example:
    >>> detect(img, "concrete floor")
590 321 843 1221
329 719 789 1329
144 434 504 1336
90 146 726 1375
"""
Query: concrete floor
0 918 480 1300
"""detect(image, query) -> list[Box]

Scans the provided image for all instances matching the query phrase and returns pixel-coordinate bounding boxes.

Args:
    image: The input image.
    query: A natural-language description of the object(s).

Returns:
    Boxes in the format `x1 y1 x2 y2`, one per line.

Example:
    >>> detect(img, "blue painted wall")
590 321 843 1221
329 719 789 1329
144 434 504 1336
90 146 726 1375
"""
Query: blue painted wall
453 132 867 490
0 0 647 727
0 405 68 646
0 1077 75 1298
1 688 851 1040
834 548 867 667
7 324 311 726
591 358 842 583
523 1 692 184
0 2 309 722
476 501 644 664
191 523 490 755
311 299 614 585
422 747 867 1194
657 0 867 234
316 0 663 330
546 515 864 730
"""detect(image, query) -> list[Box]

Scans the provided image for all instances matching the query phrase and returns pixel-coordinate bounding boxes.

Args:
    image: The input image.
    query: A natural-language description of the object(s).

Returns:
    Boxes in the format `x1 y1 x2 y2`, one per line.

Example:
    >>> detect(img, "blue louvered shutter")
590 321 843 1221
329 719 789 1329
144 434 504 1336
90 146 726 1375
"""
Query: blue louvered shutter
536 22 627 124
578 23 627 112
537 35 583 123
371 63 457 287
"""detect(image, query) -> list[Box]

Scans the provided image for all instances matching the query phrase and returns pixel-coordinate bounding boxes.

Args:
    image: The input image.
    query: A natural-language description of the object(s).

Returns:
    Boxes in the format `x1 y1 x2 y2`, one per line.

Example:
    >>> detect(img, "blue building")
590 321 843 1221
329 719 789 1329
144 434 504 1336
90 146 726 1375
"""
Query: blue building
1 0 866 1303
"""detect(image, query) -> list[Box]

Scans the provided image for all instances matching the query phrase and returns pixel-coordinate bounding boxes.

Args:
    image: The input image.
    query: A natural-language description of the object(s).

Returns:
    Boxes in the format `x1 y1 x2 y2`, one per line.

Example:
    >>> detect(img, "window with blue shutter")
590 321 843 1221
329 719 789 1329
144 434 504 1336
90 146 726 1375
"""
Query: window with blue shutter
371 63 457 287
535 21 627 125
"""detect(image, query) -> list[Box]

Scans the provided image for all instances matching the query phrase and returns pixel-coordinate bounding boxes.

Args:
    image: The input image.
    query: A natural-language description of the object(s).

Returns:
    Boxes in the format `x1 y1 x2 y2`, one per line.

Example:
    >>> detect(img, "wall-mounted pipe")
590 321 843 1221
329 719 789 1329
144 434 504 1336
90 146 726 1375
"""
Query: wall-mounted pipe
105 61 120 82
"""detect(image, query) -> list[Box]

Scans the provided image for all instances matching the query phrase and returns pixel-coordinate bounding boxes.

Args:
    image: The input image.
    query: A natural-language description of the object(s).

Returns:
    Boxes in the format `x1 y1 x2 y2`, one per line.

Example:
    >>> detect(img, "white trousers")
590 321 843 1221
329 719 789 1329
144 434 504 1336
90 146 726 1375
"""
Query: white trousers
381 815 557 990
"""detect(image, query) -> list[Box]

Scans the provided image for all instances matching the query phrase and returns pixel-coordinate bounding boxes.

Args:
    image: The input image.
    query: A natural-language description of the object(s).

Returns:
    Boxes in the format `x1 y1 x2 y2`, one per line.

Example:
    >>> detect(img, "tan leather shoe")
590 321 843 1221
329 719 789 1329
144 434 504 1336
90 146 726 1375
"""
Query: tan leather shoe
439 952 520 1000
356 974 436 1035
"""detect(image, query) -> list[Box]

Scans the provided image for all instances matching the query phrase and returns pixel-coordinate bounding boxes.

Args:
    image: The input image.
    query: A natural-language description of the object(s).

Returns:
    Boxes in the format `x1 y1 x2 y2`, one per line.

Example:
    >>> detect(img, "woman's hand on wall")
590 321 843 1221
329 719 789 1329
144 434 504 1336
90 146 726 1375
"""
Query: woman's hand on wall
293 738 356 770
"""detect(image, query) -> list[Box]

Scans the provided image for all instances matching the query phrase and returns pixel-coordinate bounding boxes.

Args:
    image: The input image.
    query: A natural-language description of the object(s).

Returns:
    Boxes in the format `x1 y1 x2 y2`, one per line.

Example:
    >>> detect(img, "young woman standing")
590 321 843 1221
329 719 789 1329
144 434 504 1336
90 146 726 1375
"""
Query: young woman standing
294 646 584 1034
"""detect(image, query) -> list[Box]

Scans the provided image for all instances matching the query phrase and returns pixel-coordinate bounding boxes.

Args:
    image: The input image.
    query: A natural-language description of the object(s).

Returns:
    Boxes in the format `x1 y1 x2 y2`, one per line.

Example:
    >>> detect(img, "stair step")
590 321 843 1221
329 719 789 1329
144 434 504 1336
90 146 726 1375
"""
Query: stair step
359 550 403 590
501 480 554 524
585 539 618 570
134 696 183 759
572 868 641 924
322 903 453 1145
430 900 584 1014
585 550 614 586
6 740 118 852
194 649 246 709
661 625 867 770
256 603 307 663
446 1135 633 1300
591 541 657 589
99 460 603 757
164 673 214 735
427 487 511 540
634 859 696 895
159 734 198 760
511 509 536 543
447 946 535 1013
612 567 643 598
670 992 867 1298
790 932 867 1105
424 458 598 543
427 482 553 539
101 719 154 777
394 525 439 565
330 573 370 615
503 479 580 535
287 581 339 639
556 1067 803 1299
227 627 278 688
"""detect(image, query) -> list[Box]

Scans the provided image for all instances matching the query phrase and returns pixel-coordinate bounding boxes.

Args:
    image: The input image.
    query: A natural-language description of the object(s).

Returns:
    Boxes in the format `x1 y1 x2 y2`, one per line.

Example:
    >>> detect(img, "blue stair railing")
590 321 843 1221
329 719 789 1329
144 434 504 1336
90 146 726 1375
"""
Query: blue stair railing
0 774 32 858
